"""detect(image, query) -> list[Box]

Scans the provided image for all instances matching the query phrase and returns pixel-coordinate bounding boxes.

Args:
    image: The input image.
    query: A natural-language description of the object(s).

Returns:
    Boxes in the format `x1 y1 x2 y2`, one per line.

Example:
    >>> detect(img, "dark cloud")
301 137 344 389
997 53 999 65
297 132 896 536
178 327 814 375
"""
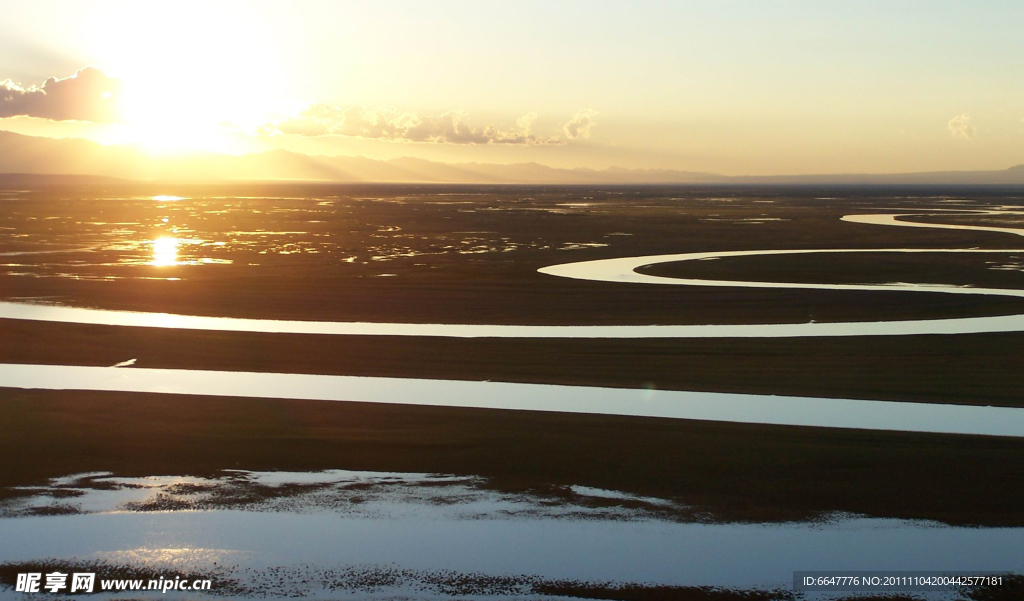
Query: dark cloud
0 67 122 122
274 105 563 145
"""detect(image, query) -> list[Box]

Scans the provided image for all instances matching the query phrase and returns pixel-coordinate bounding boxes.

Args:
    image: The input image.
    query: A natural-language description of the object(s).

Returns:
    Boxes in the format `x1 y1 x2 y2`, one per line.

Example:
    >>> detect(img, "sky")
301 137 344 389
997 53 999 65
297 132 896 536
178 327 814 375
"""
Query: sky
1 0 1023 175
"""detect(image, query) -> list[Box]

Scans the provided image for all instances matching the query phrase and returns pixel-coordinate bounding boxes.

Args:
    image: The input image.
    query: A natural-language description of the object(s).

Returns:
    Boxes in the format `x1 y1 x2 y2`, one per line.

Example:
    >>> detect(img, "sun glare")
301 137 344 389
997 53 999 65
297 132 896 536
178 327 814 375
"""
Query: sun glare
115 81 232 153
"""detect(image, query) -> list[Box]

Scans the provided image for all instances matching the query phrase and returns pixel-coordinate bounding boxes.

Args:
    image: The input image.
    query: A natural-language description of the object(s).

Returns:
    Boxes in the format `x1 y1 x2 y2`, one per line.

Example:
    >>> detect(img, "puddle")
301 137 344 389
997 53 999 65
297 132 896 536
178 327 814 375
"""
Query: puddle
0 470 1020 599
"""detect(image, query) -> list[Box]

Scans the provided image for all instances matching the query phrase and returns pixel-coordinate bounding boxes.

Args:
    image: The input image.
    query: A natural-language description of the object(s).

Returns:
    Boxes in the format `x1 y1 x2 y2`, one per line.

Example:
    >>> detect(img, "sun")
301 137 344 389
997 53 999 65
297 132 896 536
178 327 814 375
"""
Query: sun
84 2 289 154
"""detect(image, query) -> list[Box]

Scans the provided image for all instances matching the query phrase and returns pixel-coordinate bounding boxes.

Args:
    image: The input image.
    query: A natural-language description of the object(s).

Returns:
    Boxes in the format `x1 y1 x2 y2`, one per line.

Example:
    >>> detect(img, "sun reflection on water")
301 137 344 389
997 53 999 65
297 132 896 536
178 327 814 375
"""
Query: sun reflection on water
151 237 179 266
151 195 185 202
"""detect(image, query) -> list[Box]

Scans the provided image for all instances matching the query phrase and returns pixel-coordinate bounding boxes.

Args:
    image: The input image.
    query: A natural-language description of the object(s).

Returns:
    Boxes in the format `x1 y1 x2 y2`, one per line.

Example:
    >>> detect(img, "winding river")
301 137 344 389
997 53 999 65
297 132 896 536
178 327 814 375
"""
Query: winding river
2 212 1024 339
2 210 1024 436
3 363 1022 436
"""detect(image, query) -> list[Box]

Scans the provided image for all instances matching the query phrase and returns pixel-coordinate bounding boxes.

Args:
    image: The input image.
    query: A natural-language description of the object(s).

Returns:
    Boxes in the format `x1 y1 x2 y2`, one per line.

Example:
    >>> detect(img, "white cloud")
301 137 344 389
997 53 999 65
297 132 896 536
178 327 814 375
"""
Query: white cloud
947 113 975 140
563 109 598 140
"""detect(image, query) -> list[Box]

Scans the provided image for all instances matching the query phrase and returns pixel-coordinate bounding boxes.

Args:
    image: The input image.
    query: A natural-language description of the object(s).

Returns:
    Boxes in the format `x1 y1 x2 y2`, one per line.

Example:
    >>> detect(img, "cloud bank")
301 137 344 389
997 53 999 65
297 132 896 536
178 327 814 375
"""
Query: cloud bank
272 107 600 145
272 105 570 145
0 67 121 122
1 66 600 146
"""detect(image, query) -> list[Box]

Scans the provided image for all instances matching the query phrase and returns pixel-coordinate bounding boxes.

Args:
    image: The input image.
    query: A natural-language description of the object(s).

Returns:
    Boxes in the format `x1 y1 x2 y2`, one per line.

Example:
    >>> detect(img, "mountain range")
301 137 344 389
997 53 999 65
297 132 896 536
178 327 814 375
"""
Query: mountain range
3 130 1024 185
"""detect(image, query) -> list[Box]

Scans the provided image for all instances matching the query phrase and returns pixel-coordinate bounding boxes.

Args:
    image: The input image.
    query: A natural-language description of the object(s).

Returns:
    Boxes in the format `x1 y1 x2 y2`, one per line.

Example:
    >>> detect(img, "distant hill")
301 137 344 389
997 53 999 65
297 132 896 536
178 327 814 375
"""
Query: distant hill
2 130 1023 185
734 165 1024 186
0 172 126 186
0 131 720 184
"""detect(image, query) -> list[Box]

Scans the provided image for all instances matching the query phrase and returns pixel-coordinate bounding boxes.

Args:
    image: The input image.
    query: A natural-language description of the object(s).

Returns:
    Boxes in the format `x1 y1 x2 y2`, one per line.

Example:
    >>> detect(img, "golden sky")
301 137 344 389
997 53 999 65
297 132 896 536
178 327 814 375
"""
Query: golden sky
2 0 1023 175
